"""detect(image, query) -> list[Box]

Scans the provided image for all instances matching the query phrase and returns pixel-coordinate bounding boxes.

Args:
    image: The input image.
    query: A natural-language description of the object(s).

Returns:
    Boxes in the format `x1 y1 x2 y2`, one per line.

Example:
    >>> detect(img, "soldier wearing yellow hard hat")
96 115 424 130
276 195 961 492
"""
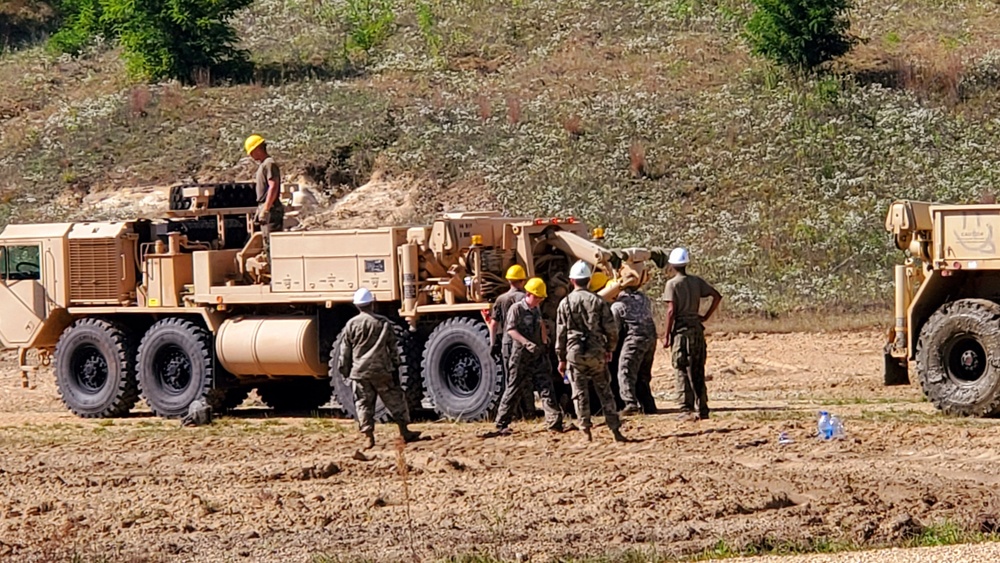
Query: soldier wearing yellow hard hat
491 278 564 436
244 134 284 261
588 271 610 293
488 264 535 418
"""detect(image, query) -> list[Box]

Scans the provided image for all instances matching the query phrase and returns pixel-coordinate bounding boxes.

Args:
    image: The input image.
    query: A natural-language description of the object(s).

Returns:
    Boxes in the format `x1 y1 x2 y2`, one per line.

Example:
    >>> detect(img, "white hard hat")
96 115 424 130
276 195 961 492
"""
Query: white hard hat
668 247 690 266
569 260 593 280
353 287 375 305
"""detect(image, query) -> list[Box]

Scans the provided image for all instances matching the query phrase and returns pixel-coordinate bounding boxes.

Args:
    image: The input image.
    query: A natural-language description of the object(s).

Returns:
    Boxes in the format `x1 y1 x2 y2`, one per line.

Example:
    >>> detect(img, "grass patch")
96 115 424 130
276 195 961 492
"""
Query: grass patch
907 520 1000 547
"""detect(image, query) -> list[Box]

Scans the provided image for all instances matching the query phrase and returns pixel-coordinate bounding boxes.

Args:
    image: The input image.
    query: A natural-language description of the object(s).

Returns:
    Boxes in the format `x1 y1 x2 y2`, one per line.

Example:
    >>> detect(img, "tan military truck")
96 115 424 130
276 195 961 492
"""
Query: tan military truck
884 200 1000 416
0 183 665 421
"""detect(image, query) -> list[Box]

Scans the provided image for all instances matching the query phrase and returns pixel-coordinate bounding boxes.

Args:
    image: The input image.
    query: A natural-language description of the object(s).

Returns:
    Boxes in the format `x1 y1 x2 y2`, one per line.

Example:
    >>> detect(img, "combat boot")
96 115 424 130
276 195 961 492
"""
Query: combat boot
363 430 375 450
581 427 593 442
398 423 422 443
620 404 640 416
611 428 628 443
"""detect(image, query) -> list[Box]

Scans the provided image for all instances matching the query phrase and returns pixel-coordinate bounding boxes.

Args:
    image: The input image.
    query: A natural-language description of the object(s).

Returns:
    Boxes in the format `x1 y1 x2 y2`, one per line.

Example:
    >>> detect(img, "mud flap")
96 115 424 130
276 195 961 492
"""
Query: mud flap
884 346 910 386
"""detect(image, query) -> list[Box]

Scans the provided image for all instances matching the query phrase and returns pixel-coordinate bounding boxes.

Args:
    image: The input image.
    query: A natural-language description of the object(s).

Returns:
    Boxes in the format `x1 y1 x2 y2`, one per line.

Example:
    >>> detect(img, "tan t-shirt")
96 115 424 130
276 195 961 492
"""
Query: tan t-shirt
255 157 280 203
662 273 715 328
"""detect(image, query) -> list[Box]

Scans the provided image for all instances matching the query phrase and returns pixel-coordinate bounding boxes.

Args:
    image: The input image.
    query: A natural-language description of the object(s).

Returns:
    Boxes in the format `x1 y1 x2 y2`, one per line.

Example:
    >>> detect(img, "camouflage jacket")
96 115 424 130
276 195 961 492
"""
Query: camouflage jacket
611 289 657 341
491 287 525 344
338 311 400 381
556 287 618 364
506 300 544 356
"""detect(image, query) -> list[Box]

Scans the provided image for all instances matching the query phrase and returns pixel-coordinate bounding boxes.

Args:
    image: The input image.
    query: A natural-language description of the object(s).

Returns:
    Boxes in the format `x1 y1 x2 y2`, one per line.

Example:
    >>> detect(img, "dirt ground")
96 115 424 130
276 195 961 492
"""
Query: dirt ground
2 330 1000 563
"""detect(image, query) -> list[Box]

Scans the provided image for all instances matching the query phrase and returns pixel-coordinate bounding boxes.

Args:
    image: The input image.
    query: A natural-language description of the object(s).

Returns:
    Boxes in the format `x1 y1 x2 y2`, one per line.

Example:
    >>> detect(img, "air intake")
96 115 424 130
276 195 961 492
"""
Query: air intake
69 238 123 305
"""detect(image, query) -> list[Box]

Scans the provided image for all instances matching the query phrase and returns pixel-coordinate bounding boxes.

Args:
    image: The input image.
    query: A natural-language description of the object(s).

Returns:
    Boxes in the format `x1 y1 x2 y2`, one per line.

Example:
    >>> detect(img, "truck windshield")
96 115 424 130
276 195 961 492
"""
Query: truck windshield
0 245 41 281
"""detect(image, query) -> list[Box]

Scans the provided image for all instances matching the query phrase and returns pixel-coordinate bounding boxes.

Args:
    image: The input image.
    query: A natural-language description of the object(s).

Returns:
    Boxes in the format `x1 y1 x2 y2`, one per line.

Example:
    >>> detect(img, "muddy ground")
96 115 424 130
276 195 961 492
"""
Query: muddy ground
2 330 999 562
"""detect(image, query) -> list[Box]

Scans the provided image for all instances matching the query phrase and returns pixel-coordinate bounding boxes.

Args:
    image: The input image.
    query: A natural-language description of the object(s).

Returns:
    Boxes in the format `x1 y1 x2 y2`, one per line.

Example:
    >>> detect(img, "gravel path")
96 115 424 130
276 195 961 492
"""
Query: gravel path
716 542 1000 562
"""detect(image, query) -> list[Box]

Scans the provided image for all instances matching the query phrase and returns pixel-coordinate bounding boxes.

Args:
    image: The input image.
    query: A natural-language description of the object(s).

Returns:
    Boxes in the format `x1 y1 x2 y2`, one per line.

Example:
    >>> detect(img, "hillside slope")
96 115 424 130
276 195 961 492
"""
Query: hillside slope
2 0 1000 313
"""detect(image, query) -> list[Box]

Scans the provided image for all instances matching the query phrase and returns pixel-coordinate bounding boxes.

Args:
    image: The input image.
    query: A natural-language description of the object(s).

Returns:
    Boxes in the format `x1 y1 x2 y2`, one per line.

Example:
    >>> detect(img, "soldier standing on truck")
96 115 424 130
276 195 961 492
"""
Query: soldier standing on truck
489 265 534 417
339 288 422 450
557 261 627 443
492 278 564 435
244 134 284 260
612 273 658 416
662 247 722 421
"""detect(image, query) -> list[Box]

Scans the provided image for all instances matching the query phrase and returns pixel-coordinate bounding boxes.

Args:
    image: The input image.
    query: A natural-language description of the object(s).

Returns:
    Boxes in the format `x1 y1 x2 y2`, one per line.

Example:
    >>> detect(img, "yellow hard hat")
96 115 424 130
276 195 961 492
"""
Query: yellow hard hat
589 271 609 292
244 134 265 155
524 277 547 298
505 264 527 281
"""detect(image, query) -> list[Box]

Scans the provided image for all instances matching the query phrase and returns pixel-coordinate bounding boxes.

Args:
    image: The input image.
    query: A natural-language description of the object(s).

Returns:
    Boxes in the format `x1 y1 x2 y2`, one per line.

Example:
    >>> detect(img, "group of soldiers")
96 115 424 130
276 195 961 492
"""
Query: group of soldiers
245 134 723 448
335 253 722 448
485 252 721 442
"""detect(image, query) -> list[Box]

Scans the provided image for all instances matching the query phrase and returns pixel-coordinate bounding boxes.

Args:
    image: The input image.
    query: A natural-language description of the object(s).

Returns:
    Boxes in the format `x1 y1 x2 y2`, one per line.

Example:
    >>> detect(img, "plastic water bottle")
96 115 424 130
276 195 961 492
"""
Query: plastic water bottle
817 411 833 440
830 415 845 439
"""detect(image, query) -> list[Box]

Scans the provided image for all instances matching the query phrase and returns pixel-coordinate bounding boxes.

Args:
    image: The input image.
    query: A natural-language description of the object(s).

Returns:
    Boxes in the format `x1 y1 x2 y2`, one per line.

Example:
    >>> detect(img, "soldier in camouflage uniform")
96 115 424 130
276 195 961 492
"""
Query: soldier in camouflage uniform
493 278 563 434
244 135 284 262
339 288 421 449
611 284 658 415
661 248 722 421
556 261 627 442
489 265 534 418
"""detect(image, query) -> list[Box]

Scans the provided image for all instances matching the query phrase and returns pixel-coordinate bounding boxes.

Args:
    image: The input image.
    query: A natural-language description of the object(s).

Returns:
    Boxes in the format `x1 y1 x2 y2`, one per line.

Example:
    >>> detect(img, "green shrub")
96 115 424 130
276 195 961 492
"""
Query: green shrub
50 0 252 83
745 0 856 71
342 0 395 56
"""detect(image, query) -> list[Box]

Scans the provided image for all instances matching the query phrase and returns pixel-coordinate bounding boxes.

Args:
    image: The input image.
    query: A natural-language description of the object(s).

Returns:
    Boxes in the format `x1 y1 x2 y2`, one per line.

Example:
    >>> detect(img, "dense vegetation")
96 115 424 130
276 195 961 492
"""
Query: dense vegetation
1 0 999 315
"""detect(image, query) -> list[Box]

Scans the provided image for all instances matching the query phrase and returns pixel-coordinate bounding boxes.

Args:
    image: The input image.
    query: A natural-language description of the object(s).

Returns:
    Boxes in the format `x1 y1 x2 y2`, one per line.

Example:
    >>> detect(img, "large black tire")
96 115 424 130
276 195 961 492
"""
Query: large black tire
329 323 424 422
54 319 139 418
137 318 215 418
422 317 503 421
916 299 1000 417
257 378 333 412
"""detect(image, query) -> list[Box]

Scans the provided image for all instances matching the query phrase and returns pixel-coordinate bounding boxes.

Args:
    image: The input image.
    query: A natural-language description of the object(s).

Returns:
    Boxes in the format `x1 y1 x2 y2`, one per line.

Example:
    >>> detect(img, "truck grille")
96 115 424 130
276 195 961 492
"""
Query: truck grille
69 239 122 305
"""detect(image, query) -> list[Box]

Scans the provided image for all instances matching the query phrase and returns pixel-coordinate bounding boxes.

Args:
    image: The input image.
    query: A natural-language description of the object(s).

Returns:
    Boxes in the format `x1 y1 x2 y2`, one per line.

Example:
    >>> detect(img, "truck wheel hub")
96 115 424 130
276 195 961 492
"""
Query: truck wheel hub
156 346 192 392
74 347 109 391
442 346 481 397
947 337 987 383
961 350 979 370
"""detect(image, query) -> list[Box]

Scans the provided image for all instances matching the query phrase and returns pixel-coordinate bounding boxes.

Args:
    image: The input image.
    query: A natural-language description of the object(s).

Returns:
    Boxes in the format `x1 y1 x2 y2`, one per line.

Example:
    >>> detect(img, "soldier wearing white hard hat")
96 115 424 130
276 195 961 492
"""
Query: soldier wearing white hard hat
337 287 422 449
662 247 722 421
555 260 628 442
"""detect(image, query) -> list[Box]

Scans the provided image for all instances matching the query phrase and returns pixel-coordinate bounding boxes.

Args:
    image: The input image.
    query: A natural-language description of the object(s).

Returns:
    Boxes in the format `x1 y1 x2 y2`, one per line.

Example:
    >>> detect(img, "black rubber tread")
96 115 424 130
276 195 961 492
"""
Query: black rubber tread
257 378 333 412
53 318 140 418
421 317 503 422
915 299 1000 417
329 323 423 422
137 318 215 419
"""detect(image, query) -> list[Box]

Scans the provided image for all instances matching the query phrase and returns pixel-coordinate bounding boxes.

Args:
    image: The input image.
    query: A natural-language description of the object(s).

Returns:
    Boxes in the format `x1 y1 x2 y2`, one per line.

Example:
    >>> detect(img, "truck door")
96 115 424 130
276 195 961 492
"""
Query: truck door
0 243 47 346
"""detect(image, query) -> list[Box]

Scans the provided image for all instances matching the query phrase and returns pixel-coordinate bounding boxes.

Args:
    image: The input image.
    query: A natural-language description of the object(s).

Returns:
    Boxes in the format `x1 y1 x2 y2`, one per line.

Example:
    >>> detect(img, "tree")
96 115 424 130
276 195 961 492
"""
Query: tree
51 0 252 83
745 0 856 72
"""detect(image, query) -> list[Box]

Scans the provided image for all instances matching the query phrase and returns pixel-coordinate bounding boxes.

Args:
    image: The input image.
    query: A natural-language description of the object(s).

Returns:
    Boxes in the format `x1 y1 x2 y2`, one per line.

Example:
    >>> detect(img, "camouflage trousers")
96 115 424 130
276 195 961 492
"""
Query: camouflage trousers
350 372 410 434
567 358 620 431
617 336 655 410
258 202 284 260
496 347 562 430
672 327 708 417
501 339 537 419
